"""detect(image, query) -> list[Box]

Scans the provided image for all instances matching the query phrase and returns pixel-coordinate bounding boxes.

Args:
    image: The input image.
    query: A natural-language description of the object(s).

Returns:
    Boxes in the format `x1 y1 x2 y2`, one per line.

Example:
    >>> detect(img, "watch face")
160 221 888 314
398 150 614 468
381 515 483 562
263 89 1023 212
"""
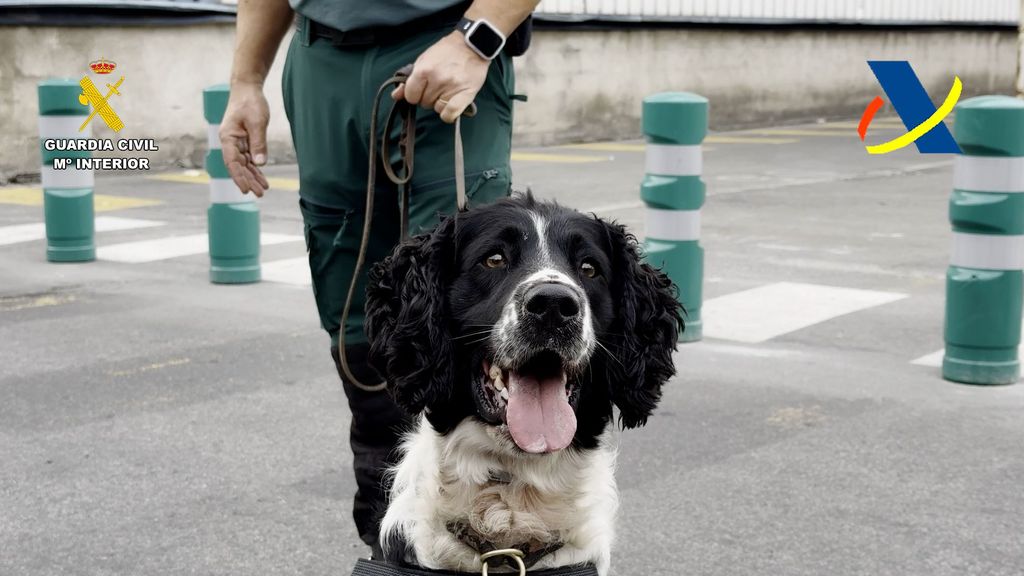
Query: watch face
469 22 504 58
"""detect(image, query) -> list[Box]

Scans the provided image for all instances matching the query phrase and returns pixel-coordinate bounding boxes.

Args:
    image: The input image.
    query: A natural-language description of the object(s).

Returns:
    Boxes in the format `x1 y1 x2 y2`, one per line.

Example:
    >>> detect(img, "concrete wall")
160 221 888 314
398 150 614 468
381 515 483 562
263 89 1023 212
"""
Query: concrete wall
514 26 1018 145
0 22 1018 182
0 22 294 183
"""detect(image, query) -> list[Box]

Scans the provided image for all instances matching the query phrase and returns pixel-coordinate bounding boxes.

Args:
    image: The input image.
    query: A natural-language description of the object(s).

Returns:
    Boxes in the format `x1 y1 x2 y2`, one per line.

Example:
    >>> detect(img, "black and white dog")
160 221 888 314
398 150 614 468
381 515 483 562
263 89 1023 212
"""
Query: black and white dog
365 194 682 574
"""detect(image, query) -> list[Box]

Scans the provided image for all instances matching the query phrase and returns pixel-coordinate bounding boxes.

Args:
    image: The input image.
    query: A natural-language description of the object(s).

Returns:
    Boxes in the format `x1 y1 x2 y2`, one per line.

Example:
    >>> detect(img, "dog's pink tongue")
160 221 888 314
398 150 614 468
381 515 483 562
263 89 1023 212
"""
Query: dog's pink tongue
506 370 576 453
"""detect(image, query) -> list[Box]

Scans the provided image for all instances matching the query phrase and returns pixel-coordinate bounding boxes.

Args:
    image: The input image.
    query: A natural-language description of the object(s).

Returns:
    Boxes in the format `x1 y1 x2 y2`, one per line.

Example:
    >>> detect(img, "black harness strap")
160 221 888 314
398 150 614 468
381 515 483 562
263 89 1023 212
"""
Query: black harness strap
352 558 599 576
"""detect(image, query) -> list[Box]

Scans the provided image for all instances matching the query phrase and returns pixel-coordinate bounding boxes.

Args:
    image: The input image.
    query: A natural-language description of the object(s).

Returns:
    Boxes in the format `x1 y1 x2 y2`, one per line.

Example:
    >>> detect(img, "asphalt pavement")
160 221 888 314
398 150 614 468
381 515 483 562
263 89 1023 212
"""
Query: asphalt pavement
2 116 1023 576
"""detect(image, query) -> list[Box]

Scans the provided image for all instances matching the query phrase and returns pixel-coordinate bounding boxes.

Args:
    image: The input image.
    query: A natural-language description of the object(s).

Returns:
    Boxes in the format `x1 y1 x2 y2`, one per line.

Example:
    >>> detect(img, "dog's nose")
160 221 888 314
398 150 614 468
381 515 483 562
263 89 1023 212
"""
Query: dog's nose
524 283 581 327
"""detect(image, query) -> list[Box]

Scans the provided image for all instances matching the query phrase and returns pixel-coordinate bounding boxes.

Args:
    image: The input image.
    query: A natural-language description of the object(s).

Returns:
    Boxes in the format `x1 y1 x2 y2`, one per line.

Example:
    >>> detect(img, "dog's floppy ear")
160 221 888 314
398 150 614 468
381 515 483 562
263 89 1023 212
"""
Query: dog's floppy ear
366 216 456 414
602 220 683 429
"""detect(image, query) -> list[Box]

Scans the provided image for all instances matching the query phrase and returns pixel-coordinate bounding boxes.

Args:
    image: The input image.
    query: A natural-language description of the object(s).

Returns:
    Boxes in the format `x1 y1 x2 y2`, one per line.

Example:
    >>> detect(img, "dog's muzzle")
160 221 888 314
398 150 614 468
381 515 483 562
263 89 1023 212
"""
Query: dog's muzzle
510 280 590 366
523 282 582 329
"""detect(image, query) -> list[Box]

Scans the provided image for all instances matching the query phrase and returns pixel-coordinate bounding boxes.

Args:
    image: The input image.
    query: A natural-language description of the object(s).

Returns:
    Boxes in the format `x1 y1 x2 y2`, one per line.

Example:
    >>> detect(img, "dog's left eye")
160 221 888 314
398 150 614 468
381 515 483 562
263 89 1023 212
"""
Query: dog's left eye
580 260 599 278
484 253 507 269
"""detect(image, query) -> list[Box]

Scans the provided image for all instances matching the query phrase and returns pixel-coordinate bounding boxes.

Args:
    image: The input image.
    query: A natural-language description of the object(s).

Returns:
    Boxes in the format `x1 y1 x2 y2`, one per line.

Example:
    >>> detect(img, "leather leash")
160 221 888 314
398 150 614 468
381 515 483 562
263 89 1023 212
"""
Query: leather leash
339 64 476 392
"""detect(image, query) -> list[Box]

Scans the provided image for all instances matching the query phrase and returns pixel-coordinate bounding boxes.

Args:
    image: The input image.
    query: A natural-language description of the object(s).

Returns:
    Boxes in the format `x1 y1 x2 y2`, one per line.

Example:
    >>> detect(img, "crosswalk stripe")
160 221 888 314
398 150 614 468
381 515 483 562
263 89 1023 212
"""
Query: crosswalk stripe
910 349 945 367
97 232 302 263
703 281 907 343
0 187 162 211
0 216 165 247
262 256 312 286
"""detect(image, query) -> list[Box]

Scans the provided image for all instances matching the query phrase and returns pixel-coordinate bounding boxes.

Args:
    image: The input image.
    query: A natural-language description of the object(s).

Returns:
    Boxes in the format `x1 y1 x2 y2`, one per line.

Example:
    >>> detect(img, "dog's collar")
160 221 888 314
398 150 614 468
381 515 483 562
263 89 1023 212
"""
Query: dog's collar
445 520 564 570
351 558 599 576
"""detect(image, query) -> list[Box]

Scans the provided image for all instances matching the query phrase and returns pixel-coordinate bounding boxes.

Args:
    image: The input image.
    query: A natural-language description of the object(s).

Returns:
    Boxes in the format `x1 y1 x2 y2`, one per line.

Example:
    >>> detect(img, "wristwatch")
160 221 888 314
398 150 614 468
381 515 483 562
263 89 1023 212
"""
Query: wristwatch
456 17 506 61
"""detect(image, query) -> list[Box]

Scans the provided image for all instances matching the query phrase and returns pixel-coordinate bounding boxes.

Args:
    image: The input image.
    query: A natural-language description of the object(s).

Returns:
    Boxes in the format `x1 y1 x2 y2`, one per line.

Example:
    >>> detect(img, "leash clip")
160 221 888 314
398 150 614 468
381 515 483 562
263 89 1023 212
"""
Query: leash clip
481 548 526 576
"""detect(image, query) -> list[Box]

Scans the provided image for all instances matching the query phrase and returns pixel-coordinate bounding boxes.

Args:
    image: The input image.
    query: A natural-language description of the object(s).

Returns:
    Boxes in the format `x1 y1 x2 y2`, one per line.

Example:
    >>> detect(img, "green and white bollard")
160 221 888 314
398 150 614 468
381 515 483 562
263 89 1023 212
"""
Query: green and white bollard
203 84 261 284
641 93 708 342
38 78 95 262
943 96 1024 385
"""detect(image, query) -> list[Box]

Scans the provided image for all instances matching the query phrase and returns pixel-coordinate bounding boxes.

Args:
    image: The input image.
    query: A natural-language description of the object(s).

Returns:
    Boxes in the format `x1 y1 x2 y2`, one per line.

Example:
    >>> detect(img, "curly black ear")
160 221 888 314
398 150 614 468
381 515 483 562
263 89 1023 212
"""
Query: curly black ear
365 217 456 415
602 220 683 429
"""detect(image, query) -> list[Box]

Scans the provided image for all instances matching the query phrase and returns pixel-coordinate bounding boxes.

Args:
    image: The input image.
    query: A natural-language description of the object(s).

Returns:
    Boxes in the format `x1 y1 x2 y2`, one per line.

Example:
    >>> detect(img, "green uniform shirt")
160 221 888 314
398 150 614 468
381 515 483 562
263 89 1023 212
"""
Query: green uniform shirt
289 0 465 30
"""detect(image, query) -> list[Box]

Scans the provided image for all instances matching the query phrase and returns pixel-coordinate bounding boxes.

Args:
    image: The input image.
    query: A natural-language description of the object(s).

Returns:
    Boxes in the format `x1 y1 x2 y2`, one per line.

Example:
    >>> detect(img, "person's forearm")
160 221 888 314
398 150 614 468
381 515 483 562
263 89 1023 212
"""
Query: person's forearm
230 0 294 87
464 0 540 36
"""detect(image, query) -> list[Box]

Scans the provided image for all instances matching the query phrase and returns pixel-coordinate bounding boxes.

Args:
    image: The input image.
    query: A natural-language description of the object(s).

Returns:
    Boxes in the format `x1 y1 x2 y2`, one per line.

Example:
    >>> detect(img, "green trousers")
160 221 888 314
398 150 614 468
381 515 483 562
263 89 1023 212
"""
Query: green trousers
281 16 516 550
283 17 515 348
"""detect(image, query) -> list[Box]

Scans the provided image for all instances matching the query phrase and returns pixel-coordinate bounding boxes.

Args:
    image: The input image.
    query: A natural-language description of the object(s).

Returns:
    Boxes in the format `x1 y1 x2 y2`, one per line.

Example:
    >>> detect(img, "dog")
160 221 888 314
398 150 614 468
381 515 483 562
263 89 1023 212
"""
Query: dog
365 194 682 575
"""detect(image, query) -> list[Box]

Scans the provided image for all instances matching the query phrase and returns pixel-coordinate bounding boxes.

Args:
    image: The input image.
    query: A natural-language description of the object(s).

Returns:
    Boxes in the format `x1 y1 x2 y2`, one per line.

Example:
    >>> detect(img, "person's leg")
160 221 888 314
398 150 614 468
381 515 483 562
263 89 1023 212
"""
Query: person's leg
373 30 517 230
283 20 411 554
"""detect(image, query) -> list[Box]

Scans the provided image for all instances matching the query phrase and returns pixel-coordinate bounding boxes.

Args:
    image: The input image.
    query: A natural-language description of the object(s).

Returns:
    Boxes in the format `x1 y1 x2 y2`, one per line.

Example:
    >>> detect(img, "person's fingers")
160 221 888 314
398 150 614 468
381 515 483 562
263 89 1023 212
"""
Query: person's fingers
226 160 258 197
420 80 445 110
240 151 269 194
439 91 476 124
403 69 426 105
434 97 449 116
391 84 405 102
224 145 267 198
244 118 269 166
238 165 262 198
246 157 269 190
222 136 265 197
221 136 252 193
251 163 269 189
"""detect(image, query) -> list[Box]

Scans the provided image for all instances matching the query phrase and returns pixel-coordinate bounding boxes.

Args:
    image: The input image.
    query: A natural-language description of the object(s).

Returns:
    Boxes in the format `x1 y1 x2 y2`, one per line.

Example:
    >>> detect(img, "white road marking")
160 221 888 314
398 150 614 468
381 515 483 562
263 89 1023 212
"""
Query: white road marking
910 349 945 367
0 216 165 247
97 232 302 263
702 281 908 343
261 256 312 286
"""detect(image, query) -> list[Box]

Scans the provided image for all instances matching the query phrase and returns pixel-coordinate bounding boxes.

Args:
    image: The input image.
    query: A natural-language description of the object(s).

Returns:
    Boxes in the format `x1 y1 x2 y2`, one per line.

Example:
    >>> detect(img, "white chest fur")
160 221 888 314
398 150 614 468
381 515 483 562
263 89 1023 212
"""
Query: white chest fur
380 416 619 575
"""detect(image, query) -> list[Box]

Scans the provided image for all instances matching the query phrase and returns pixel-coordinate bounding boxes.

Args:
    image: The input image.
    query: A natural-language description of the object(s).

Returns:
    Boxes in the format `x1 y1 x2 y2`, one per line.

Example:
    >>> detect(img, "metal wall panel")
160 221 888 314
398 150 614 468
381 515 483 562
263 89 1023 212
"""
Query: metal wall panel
535 0 1021 24
0 0 236 12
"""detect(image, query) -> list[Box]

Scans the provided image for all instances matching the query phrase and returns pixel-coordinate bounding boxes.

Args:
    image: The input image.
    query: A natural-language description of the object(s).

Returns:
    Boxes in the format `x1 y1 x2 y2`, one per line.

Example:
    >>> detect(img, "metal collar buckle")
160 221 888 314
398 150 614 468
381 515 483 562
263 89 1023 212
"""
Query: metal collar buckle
480 549 526 576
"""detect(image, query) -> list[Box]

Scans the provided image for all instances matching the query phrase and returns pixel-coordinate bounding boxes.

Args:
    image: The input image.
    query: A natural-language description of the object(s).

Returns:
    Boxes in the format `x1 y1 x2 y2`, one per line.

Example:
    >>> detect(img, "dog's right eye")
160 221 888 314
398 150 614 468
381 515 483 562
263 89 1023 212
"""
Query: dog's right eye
484 253 506 269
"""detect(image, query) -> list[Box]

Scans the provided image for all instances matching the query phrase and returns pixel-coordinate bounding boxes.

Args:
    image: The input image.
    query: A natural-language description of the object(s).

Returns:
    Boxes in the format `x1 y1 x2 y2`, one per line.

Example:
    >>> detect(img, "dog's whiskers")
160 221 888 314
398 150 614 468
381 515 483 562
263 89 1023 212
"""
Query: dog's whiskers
452 328 494 341
594 340 625 368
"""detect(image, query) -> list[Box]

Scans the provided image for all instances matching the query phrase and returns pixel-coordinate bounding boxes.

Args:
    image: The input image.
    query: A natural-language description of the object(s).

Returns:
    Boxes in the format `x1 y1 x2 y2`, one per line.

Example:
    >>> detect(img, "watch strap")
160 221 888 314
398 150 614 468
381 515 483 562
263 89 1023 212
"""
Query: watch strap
457 17 474 34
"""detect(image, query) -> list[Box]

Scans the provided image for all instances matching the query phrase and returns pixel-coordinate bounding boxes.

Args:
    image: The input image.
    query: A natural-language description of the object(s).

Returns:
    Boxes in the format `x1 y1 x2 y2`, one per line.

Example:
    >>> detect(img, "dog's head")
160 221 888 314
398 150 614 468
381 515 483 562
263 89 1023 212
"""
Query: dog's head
366 195 682 453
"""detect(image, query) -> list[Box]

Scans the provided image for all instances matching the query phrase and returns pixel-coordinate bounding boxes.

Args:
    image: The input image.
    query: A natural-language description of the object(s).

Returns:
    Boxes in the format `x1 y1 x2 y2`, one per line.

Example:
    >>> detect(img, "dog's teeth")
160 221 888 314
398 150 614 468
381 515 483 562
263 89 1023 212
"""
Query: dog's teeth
499 388 509 401
488 365 503 382
493 378 505 391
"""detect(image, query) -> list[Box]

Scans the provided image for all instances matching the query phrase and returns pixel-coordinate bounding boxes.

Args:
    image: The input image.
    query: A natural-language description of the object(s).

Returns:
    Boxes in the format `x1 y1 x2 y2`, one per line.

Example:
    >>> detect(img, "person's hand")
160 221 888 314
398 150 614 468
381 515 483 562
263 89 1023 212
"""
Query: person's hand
391 31 490 124
219 81 271 197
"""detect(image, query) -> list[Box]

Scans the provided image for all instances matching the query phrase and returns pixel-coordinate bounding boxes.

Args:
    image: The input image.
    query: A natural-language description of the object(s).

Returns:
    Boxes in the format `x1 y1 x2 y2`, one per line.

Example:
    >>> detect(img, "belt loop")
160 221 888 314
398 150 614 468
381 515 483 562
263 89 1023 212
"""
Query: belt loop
297 14 311 47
